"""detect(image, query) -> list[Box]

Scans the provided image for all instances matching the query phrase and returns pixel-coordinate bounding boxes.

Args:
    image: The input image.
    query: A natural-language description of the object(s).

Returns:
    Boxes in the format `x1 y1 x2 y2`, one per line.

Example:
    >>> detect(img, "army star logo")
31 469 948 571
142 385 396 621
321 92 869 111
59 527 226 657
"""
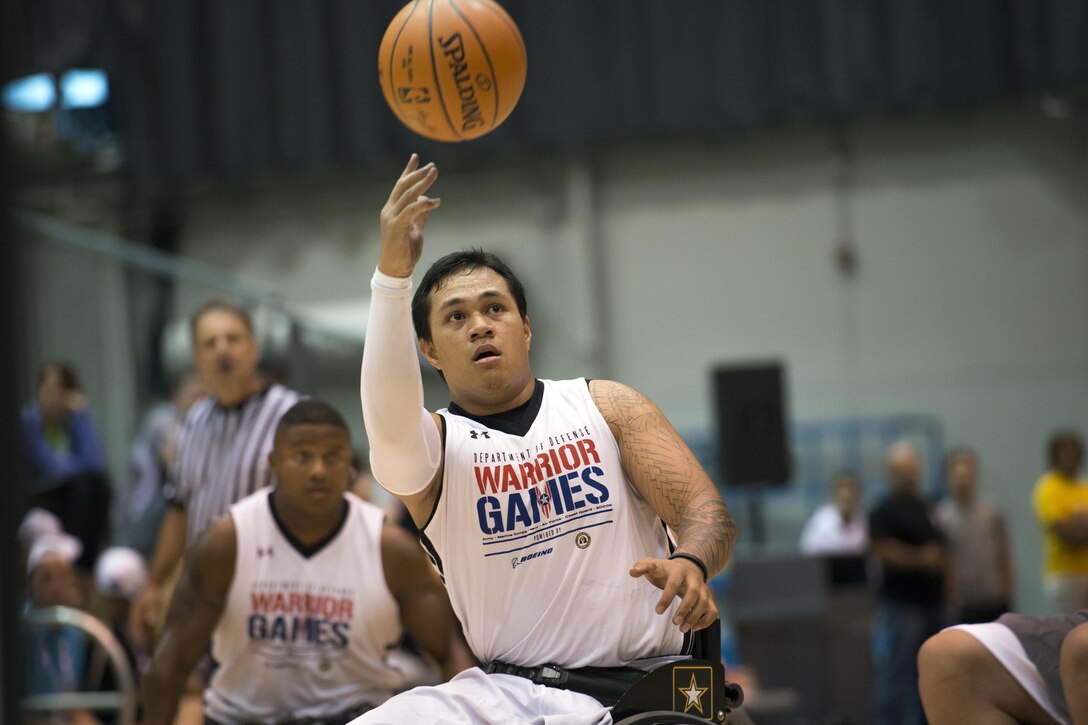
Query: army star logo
673 666 712 715
680 674 707 714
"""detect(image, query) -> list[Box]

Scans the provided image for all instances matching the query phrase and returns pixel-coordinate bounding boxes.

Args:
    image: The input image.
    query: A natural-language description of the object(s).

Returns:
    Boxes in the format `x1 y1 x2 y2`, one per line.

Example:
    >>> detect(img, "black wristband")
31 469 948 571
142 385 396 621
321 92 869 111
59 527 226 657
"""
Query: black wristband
669 552 708 582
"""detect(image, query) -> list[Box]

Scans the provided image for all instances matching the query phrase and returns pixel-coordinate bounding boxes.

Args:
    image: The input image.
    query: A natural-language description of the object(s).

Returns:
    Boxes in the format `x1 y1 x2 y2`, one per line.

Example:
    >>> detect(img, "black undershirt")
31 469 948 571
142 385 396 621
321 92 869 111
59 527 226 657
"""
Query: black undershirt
267 492 349 559
446 379 547 437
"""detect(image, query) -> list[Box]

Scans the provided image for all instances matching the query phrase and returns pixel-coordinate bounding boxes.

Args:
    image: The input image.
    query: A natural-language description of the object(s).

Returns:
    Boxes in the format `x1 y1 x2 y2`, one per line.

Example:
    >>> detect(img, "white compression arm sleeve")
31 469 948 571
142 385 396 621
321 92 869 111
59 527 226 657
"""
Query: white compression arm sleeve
360 268 442 496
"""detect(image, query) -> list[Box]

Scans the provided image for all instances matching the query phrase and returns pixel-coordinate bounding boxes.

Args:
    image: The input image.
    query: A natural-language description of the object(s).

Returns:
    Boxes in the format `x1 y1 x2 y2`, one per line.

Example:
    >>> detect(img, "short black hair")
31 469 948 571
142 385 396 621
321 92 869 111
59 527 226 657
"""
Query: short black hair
411 248 528 343
1048 430 1084 467
274 399 349 444
189 299 254 344
38 362 80 391
944 447 977 471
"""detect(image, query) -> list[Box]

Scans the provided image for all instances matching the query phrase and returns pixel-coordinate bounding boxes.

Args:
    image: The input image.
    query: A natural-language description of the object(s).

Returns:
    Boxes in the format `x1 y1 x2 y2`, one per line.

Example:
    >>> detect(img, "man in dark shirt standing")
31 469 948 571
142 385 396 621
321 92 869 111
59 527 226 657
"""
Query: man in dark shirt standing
869 441 947 725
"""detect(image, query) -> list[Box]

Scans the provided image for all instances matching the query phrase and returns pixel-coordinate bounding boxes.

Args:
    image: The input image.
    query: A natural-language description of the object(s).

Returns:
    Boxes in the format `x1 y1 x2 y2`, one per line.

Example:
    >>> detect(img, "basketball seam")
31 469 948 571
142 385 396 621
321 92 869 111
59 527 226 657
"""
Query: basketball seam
388 1 423 124
448 0 500 133
427 0 461 141
477 0 527 64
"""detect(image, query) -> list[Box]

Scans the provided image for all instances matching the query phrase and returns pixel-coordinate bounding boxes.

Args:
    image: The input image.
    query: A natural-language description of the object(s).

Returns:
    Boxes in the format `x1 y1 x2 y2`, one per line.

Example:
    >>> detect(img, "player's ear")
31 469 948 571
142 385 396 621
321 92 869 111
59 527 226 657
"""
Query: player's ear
523 315 531 352
419 338 441 371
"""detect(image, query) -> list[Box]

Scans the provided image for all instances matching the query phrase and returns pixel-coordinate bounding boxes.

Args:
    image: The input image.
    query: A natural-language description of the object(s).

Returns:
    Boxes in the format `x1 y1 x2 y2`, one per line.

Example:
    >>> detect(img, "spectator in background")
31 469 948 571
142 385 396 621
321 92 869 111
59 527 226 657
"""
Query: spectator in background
90 547 150 721
799 470 868 556
129 300 301 653
21 362 110 571
20 507 65 572
936 448 1013 624
24 531 100 725
111 373 205 558
1033 430 1088 614
868 441 947 725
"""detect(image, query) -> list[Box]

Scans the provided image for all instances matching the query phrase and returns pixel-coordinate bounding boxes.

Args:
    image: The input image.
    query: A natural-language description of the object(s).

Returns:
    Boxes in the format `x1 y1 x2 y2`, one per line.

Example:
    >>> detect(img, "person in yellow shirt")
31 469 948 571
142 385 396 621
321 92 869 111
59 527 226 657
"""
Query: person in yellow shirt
1033 430 1088 613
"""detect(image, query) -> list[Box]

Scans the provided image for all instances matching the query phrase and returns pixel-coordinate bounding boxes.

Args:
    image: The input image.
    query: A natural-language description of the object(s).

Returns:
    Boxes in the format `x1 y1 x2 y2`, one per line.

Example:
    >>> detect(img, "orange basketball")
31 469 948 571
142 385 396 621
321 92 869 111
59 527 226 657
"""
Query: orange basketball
378 0 527 143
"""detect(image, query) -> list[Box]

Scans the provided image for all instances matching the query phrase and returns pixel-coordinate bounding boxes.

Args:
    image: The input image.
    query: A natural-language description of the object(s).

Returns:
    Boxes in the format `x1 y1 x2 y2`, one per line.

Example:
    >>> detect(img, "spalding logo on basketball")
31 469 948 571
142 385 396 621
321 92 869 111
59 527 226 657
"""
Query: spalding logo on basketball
378 0 527 143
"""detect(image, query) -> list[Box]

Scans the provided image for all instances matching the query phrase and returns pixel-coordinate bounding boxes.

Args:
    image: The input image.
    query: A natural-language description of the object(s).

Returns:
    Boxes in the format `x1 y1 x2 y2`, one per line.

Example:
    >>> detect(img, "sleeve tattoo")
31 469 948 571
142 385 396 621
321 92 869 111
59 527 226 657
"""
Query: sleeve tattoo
593 382 737 575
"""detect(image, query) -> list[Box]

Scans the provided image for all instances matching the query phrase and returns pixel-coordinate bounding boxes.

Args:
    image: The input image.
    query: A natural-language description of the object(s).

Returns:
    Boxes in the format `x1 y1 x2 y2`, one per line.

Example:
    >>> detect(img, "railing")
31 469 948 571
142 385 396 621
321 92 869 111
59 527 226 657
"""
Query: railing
22 606 137 725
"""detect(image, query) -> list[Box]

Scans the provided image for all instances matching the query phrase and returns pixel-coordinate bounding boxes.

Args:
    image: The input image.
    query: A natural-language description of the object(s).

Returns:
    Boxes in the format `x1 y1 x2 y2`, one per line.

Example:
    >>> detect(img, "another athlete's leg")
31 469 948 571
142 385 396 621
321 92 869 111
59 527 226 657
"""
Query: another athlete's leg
918 629 1057 725
1060 622 1088 725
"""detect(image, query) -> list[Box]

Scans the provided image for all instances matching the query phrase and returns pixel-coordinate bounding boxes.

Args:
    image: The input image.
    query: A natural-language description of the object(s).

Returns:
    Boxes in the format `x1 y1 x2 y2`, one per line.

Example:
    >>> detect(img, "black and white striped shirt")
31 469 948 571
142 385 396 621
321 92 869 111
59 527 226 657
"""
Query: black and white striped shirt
166 383 302 546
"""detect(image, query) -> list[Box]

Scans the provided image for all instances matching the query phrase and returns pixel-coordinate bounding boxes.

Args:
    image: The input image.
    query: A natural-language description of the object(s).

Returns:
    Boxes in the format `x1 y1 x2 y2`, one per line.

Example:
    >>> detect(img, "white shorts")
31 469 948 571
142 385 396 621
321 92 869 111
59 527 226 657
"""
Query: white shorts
950 622 1069 725
349 667 613 725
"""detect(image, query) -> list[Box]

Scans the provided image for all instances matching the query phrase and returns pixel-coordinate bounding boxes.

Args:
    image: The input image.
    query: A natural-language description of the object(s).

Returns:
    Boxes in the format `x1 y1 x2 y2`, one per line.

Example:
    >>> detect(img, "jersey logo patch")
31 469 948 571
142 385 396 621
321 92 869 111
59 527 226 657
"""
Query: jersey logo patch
575 532 591 549
469 430 490 439
257 546 274 558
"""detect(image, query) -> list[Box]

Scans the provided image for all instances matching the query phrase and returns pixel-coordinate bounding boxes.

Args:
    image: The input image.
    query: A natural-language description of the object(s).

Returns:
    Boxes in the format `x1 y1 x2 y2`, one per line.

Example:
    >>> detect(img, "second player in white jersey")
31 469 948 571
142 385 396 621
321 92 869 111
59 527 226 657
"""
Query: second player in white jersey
206 488 402 722
141 400 475 725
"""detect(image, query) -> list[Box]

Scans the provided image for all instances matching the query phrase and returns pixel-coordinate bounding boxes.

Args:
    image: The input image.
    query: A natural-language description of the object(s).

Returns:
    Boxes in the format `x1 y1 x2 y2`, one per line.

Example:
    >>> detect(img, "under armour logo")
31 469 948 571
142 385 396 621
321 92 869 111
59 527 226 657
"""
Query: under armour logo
469 430 490 439
257 546 273 558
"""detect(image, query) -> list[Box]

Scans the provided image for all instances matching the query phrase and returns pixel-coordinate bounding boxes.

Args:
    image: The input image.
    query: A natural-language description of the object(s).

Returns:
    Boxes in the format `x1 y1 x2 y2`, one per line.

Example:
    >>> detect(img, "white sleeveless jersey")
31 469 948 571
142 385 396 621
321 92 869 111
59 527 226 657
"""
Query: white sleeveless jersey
424 378 688 669
206 489 402 723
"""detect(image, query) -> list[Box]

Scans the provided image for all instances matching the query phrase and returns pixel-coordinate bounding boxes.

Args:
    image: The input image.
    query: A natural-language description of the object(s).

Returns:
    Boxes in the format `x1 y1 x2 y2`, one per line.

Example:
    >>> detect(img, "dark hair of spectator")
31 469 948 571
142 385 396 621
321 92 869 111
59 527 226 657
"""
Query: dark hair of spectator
37 362 80 391
1048 431 1085 468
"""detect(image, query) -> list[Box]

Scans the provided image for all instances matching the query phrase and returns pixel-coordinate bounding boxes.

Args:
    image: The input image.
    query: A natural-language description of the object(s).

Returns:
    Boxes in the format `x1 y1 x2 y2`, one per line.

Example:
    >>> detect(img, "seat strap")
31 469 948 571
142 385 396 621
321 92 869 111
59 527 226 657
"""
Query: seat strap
483 660 647 707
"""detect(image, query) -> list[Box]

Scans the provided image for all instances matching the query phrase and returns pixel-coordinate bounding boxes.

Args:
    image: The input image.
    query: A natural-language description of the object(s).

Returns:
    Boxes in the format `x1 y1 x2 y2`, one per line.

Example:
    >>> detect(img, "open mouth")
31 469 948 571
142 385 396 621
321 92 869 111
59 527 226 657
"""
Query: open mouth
473 346 500 363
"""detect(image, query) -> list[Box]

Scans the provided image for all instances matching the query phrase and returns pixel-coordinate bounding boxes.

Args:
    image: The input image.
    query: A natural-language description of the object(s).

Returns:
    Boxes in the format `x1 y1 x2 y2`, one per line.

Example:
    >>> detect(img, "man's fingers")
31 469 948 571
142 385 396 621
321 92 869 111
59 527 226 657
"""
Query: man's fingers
401 166 439 211
675 587 719 633
691 599 720 632
408 196 441 219
672 585 702 628
655 572 683 615
389 163 437 213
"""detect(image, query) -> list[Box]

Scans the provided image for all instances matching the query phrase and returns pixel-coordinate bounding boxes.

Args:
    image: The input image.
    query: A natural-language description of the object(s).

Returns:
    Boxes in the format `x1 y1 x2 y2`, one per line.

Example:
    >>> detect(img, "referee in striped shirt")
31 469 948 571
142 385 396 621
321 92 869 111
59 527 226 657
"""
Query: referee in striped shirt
130 300 301 650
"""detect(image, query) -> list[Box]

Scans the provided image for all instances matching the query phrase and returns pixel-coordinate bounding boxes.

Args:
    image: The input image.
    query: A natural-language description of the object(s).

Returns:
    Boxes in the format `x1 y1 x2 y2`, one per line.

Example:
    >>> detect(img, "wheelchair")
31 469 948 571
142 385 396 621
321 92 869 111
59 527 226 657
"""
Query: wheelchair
21 605 139 725
609 620 745 724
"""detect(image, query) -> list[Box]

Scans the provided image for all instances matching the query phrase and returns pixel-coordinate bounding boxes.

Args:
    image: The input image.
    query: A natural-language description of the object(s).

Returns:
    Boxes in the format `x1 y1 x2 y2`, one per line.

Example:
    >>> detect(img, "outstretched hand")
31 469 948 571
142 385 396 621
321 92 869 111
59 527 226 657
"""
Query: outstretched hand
630 557 718 633
378 154 441 278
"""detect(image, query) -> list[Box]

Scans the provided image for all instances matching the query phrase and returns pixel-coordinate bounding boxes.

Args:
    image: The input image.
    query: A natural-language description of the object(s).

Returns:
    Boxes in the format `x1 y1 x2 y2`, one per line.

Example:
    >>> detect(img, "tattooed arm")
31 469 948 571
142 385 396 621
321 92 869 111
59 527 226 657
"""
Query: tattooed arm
590 379 737 633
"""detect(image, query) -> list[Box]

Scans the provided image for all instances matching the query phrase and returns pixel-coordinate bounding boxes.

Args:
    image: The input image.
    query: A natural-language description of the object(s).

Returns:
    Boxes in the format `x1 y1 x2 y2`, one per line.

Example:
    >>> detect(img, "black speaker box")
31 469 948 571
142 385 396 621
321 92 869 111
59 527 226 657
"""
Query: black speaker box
713 363 790 485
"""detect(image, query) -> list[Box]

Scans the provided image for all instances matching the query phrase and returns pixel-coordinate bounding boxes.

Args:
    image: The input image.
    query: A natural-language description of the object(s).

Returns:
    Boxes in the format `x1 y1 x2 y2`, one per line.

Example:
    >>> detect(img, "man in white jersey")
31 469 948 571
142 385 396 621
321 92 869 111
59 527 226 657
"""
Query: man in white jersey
131 300 301 651
141 399 474 725
354 155 738 724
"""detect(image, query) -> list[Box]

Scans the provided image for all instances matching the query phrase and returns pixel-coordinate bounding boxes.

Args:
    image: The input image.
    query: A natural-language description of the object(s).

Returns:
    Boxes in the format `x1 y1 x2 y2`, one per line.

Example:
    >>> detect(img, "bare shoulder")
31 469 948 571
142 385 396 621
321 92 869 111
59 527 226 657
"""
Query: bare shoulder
589 379 648 414
192 515 237 568
178 514 237 604
380 520 423 562
380 521 429 595
588 379 661 432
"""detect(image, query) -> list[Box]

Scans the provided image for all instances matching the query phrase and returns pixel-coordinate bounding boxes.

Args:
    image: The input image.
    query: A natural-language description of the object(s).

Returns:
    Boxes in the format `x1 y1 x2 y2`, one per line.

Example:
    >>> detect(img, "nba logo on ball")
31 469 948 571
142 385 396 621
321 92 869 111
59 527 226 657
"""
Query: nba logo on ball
378 0 527 143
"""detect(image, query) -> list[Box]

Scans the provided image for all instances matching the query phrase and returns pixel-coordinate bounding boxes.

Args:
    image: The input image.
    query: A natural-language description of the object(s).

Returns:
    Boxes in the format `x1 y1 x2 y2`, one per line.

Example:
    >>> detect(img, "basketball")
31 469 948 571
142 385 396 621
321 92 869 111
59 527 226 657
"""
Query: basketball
378 0 527 143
